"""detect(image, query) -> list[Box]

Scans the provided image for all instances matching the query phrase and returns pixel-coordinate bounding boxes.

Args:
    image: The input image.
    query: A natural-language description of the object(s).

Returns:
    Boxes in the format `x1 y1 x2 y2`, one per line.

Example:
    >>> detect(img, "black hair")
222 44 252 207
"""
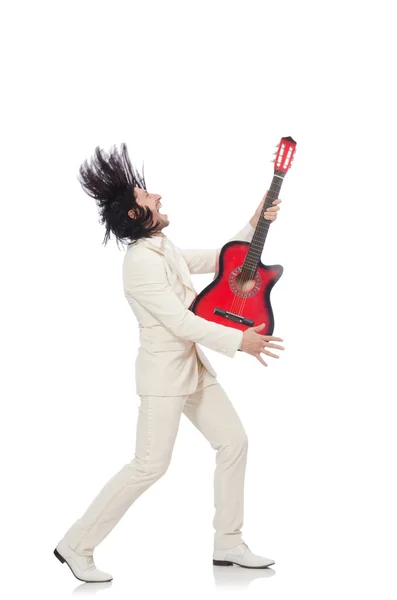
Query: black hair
78 143 161 249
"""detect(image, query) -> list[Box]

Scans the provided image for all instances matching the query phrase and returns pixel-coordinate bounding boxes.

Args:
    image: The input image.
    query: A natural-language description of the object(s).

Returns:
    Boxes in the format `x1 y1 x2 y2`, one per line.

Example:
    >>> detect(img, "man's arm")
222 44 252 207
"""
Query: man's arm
177 221 255 275
124 254 243 357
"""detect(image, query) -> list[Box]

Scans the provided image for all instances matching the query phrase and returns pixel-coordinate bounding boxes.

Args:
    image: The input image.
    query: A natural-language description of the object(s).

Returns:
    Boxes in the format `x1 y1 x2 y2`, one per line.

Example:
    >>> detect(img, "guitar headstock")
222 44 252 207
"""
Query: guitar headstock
272 136 297 175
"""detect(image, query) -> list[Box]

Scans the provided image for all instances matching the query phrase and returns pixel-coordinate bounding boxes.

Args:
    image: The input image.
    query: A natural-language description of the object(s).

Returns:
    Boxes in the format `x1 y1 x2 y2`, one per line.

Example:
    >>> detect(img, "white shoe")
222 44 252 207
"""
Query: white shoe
54 538 113 583
213 542 275 568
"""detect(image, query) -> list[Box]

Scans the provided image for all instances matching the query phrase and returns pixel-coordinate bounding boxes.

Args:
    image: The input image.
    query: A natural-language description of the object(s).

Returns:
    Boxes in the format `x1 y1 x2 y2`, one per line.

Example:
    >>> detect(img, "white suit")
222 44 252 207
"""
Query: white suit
61 221 257 554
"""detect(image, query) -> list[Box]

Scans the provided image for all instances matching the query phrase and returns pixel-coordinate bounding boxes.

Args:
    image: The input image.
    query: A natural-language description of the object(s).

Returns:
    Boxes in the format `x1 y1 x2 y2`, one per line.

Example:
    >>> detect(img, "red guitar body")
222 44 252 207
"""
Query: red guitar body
189 241 283 336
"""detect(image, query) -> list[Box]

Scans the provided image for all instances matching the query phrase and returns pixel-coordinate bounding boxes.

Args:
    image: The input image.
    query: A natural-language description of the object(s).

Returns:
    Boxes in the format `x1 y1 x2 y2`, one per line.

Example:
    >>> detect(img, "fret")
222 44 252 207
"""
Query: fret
251 232 267 243
243 261 257 266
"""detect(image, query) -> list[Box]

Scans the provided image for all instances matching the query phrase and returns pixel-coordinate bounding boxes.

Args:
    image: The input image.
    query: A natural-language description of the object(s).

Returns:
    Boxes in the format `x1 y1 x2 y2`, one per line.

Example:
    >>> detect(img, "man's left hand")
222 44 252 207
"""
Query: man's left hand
249 190 281 228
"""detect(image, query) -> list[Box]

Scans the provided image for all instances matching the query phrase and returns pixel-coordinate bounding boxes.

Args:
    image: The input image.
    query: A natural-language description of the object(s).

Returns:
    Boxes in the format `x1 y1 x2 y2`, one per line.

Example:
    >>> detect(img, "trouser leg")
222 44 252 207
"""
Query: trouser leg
182 380 248 550
62 394 186 555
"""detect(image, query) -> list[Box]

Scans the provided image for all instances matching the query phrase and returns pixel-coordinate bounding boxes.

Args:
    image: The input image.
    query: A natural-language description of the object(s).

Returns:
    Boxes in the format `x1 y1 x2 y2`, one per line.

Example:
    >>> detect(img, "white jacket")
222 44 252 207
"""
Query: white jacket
123 221 255 395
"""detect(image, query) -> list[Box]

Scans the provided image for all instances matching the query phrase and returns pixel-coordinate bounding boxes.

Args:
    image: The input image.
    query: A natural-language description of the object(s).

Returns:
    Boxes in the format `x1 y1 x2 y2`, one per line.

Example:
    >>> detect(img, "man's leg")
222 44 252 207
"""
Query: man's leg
61 394 187 555
182 376 248 550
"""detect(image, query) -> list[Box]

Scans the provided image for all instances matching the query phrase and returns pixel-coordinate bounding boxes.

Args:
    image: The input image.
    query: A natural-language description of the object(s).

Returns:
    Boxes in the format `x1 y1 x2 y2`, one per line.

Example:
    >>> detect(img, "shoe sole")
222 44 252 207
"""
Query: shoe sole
53 547 113 583
213 559 275 568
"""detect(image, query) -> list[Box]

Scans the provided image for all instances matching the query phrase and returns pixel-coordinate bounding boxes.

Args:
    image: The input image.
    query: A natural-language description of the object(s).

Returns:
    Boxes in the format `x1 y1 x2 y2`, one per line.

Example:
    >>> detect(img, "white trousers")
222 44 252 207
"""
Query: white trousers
62 358 248 554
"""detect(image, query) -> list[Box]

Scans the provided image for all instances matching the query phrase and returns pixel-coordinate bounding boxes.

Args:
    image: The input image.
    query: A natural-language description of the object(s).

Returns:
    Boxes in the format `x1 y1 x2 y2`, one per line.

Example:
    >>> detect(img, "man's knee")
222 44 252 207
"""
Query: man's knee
128 456 171 480
235 431 249 452
217 430 248 454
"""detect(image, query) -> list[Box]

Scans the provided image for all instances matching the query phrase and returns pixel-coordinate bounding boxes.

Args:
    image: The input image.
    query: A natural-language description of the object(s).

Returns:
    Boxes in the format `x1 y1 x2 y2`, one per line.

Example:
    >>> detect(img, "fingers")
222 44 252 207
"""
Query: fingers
264 205 280 220
260 335 284 341
262 196 281 206
259 196 281 222
263 193 282 204
262 349 280 359
264 199 281 216
265 343 285 350
256 354 268 367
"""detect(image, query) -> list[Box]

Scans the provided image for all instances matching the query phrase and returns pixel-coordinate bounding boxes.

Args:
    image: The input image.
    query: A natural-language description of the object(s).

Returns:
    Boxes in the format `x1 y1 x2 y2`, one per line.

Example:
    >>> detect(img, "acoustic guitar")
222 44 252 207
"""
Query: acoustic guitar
189 135 297 340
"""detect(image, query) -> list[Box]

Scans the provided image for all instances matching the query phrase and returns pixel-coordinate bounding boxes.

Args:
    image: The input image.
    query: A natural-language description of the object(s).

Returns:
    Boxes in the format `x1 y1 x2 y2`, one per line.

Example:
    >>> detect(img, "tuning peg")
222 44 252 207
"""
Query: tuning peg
271 159 276 162
273 151 278 155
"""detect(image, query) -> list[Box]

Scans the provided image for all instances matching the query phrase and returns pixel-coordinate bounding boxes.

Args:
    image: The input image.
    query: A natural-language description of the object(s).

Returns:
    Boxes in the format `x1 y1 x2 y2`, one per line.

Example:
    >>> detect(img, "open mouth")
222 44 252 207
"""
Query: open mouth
157 203 167 216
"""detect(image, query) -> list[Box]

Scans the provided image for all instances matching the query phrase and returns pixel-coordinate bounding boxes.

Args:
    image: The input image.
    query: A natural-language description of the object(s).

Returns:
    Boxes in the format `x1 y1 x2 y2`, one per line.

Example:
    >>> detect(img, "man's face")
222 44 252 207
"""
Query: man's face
128 186 169 234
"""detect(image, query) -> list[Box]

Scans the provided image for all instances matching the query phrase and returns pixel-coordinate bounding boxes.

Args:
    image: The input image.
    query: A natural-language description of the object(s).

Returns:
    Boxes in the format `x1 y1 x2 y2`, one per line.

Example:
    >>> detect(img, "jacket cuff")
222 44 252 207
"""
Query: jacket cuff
227 329 244 357
238 329 244 350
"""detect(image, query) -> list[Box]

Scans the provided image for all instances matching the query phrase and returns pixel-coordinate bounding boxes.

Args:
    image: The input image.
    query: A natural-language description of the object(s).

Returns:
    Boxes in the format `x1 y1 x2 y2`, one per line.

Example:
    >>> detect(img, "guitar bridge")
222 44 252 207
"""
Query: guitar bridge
213 308 254 327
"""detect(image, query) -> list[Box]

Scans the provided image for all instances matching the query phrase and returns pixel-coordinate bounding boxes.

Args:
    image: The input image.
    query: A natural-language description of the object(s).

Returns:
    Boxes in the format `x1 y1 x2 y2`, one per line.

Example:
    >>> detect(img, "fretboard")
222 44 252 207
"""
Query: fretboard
242 172 285 275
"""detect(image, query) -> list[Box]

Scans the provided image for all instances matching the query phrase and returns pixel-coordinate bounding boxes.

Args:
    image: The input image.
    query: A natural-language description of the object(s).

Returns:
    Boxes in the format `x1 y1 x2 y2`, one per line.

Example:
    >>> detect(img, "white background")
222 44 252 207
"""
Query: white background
2 0 396 598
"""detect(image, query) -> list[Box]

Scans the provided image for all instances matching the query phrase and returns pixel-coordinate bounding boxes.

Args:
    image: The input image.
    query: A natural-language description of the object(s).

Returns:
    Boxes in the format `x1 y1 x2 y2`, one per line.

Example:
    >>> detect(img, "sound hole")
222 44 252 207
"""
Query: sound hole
235 272 256 292
229 266 261 298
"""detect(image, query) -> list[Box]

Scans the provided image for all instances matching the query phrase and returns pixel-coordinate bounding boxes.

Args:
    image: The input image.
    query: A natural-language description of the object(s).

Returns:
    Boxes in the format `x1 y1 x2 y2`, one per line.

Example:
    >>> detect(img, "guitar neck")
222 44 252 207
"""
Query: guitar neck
244 172 285 273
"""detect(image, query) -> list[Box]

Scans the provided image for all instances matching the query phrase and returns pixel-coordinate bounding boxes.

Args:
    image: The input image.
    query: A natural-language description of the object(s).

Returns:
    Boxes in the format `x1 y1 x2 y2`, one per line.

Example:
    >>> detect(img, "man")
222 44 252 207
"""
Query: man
54 143 285 583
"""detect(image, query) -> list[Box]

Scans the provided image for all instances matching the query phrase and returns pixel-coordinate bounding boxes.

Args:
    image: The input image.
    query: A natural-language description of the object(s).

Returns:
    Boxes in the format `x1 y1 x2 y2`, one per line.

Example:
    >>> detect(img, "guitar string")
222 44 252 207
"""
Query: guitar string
229 222 266 316
230 227 269 318
229 185 282 319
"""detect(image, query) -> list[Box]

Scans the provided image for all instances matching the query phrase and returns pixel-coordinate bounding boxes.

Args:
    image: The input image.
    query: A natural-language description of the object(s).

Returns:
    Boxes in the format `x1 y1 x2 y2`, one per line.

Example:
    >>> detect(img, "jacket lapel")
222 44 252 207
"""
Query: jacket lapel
143 236 195 292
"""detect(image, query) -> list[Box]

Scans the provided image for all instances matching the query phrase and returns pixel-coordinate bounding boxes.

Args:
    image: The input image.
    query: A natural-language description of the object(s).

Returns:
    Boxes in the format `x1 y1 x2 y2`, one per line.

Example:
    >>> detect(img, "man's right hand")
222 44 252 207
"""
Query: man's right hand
240 323 285 367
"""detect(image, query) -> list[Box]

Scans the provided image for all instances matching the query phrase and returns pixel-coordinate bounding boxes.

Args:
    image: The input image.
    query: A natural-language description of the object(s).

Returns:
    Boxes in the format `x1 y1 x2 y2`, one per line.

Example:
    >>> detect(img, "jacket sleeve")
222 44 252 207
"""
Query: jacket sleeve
123 254 244 358
177 221 256 274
